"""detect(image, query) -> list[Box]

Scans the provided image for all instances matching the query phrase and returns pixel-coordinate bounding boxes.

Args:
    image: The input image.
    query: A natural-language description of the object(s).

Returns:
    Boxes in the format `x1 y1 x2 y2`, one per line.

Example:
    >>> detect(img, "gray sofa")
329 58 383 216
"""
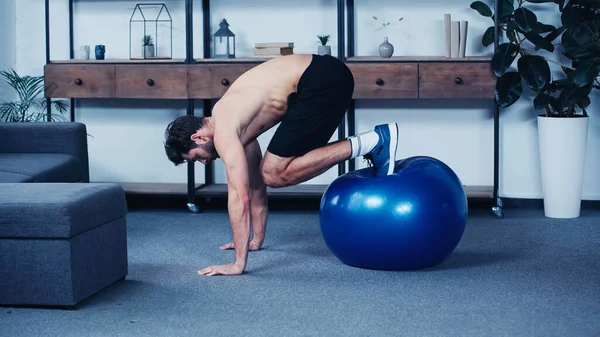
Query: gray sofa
0 122 90 183
0 182 129 308
0 122 128 308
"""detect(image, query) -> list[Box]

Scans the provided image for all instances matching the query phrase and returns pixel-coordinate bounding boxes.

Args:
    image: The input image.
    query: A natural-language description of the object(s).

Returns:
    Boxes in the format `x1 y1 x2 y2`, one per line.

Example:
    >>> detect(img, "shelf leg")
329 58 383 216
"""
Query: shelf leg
492 93 503 219
492 197 504 219
186 99 199 213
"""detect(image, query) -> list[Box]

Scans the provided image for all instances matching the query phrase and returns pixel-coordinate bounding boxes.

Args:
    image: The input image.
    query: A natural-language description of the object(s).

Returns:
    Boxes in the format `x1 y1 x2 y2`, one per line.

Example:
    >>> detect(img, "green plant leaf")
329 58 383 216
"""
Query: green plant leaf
524 31 555 52
533 92 550 110
561 22 596 59
542 26 565 44
492 42 520 76
562 65 575 77
533 22 556 34
506 20 519 39
571 59 600 86
471 1 493 17
576 95 591 109
557 83 592 111
495 71 523 107
514 7 538 32
560 3 588 29
548 96 562 113
517 55 551 91
500 0 516 19
482 26 496 47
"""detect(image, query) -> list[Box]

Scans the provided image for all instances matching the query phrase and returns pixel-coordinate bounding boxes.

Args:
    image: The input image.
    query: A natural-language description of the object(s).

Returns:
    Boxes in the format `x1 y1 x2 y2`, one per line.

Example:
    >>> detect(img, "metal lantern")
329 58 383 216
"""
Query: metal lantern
129 3 173 60
213 19 235 58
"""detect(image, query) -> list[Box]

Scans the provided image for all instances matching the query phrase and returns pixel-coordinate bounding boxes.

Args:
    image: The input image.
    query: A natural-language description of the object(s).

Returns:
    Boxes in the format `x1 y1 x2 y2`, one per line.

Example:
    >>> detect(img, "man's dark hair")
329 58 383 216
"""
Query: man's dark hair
164 115 207 165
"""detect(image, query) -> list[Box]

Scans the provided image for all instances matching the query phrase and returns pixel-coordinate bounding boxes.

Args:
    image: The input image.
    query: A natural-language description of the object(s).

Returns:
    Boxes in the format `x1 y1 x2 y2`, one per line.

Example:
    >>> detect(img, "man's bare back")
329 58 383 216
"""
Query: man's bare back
212 54 313 148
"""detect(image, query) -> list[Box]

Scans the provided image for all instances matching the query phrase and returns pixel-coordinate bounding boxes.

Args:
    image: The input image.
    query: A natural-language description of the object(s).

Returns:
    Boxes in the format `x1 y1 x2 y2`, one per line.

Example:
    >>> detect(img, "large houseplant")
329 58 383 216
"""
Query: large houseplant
0 68 68 122
471 0 599 218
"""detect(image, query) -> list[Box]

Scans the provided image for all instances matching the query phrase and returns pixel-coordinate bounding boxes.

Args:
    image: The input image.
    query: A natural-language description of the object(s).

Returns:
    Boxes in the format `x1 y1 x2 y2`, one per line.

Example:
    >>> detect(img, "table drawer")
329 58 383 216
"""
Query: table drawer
44 64 115 98
115 65 188 99
188 64 258 99
347 63 418 99
418 63 495 99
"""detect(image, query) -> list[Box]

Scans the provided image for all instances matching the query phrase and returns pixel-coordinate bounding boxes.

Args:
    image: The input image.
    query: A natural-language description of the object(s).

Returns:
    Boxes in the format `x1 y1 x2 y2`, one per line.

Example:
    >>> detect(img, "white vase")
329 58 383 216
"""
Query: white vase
537 115 589 218
378 37 394 58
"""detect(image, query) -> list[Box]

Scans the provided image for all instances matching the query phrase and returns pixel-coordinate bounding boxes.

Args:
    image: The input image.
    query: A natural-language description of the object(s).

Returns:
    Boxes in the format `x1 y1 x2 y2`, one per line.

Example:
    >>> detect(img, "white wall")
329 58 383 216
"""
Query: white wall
13 0 600 199
0 0 17 100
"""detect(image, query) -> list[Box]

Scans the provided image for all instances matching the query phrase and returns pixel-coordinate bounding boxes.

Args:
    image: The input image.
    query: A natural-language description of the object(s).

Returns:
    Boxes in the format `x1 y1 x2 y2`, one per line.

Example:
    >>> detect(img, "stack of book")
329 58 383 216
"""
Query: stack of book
253 42 294 58
444 14 468 58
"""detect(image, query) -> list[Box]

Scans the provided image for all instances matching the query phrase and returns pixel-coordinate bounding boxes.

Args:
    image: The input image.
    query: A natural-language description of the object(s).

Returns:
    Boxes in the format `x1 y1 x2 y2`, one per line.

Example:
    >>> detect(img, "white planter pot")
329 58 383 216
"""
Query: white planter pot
143 45 155 58
317 45 331 55
537 115 589 218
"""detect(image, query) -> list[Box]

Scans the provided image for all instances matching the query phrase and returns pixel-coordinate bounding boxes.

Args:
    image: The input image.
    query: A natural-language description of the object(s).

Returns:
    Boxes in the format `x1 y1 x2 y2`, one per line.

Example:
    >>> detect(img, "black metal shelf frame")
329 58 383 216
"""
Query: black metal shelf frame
44 0 503 217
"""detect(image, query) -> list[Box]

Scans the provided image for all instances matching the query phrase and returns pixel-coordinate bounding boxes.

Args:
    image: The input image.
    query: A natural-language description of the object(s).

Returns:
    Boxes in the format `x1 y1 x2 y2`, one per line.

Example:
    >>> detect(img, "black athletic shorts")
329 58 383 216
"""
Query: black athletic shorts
267 54 355 158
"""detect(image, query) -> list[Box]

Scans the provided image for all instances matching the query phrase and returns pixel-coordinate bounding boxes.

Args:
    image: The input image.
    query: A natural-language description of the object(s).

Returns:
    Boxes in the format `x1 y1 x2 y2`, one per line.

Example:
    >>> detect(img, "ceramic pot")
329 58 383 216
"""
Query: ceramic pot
144 44 155 58
318 45 331 56
379 37 394 58
537 115 589 218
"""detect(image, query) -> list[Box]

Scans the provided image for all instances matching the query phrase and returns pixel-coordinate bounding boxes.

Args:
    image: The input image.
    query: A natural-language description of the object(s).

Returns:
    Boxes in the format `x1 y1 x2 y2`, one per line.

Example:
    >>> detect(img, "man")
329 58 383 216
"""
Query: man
164 53 398 276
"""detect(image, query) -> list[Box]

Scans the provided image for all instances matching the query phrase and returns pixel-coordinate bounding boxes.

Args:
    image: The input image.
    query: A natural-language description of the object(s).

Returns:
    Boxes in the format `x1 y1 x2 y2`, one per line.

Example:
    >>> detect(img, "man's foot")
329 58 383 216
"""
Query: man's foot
364 123 399 177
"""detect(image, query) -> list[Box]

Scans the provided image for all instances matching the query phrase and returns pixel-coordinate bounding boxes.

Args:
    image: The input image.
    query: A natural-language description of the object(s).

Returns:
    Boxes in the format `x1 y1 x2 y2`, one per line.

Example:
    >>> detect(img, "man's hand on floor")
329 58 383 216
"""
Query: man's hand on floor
220 238 263 251
198 263 244 276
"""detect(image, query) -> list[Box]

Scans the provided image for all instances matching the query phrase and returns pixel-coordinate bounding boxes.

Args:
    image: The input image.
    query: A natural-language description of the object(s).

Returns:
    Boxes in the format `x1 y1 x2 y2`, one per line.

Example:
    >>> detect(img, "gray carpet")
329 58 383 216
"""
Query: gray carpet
1 207 599 337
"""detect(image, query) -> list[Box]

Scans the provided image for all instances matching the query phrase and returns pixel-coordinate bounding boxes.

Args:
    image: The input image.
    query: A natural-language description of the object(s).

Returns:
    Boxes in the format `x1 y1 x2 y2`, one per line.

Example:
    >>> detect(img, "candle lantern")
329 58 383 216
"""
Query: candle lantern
213 19 235 58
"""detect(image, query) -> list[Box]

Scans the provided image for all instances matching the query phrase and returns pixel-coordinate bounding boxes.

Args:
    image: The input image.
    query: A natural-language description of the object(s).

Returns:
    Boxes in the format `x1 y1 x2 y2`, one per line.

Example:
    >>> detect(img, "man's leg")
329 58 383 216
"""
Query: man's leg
261 139 350 188
261 123 398 188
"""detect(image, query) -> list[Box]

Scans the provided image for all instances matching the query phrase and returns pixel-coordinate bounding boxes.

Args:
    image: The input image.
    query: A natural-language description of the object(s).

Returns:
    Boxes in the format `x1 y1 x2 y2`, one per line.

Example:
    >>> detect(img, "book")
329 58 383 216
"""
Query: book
254 42 294 48
459 21 468 58
444 14 451 58
253 47 294 56
451 21 460 58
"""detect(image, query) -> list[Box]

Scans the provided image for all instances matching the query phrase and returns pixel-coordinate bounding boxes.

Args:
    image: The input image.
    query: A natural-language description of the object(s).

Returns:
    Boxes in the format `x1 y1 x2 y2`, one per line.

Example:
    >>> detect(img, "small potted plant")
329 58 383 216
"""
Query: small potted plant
143 34 155 59
317 34 331 55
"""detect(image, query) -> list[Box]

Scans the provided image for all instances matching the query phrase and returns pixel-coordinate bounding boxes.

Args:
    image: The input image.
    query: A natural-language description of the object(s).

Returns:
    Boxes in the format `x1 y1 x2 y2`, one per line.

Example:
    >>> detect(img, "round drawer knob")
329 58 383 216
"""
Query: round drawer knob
454 77 463 85
221 78 230 86
147 79 155 86
74 78 83 85
375 78 384 86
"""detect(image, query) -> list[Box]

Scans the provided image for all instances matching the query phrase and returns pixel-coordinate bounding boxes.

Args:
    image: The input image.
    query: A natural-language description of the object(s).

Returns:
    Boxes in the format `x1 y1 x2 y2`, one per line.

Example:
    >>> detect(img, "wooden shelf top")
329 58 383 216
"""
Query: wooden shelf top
49 58 186 64
194 58 270 63
47 56 491 65
346 56 492 62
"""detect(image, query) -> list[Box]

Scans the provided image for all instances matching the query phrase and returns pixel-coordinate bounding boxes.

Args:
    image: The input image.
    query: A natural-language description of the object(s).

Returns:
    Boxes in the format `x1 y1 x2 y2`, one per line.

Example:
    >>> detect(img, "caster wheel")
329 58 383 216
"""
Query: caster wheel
492 206 504 219
187 203 199 213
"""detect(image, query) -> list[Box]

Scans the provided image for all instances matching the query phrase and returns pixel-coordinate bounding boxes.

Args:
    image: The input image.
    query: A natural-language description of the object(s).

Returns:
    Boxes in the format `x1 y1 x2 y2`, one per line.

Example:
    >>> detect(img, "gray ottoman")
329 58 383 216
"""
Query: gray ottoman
0 183 128 308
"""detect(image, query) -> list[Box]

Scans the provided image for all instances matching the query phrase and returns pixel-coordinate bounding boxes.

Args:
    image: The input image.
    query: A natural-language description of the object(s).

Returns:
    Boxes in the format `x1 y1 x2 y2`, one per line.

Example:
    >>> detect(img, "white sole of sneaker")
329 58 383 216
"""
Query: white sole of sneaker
386 123 399 175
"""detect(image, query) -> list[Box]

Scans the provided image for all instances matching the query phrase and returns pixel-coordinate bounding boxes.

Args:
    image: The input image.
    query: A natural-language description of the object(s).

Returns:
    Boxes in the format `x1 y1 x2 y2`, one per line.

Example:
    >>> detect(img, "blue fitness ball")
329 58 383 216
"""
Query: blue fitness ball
319 156 468 270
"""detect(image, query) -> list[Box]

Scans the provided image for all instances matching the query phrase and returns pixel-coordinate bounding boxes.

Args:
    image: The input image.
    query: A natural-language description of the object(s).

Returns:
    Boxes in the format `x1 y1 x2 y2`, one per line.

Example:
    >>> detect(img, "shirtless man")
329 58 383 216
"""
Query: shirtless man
163 53 398 276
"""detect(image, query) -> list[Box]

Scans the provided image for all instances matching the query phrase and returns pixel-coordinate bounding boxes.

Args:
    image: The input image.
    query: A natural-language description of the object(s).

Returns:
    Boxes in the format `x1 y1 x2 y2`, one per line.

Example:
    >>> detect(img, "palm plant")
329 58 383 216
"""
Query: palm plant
0 68 68 122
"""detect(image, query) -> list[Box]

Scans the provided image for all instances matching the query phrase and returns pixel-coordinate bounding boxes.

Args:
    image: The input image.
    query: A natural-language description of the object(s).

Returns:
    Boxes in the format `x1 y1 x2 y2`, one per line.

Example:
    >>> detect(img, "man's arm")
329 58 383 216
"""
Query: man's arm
248 140 268 248
198 128 251 276
220 139 268 250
